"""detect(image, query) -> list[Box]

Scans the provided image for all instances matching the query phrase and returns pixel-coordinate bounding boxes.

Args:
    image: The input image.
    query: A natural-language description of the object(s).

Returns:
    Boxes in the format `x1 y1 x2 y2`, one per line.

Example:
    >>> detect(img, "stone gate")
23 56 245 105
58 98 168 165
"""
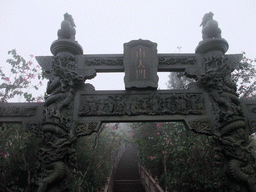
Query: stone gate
1 12 256 191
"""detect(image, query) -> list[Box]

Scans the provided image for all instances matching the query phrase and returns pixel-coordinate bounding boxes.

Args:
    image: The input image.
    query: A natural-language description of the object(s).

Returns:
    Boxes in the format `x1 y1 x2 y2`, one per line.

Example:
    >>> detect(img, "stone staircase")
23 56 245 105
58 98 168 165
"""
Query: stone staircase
113 145 145 192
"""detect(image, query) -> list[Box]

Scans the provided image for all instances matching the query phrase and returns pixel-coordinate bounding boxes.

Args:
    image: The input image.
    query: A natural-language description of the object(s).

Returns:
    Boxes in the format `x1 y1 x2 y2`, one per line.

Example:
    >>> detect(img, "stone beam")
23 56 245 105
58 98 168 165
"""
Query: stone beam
1 90 255 134
72 89 211 134
36 53 241 74
0 103 44 125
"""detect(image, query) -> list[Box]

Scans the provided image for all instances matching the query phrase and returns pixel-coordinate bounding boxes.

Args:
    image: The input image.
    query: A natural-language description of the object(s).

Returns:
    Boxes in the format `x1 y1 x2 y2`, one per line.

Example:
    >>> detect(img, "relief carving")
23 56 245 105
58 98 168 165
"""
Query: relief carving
200 52 243 130
75 122 101 137
36 54 79 191
189 120 213 134
249 119 256 133
79 92 204 116
85 56 123 66
35 19 96 190
0 106 37 117
197 37 256 190
158 56 196 65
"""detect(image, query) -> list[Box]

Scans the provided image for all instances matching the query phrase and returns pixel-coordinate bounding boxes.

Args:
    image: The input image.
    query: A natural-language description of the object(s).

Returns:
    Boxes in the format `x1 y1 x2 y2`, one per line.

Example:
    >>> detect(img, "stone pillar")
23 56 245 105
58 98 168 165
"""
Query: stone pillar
35 13 96 192
195 12 256 192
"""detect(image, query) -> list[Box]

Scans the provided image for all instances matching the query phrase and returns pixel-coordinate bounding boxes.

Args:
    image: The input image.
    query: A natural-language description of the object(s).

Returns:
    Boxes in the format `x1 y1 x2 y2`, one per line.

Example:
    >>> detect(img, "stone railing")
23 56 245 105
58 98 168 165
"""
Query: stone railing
138 163 164 192
102 145 126 192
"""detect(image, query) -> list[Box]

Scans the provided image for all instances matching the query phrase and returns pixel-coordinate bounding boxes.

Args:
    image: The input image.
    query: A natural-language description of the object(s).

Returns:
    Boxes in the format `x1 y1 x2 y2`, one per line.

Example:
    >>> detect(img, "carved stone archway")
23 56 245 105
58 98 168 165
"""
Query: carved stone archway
1 12 256 192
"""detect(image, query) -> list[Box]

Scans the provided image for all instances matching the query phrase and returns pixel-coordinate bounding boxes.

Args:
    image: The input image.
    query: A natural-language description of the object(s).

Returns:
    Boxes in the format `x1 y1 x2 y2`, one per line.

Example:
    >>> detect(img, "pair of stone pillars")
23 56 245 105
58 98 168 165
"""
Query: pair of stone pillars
34 12 256 192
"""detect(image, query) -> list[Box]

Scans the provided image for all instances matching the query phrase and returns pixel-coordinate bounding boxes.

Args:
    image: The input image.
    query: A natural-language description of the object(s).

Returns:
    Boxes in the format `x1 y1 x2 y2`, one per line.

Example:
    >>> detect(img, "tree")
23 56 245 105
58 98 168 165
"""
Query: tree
0 50 46 191
0 49 45 102
0 123 40 192
132 122 226 191
70 124 129 191
167 72 195 89
231 53 256 99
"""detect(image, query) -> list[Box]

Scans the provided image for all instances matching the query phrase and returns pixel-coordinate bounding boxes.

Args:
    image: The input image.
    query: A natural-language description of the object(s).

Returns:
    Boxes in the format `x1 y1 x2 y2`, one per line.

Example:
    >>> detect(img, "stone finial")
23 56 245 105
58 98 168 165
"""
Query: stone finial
57 13 76 41
196 12 228 54
200 12 222 40
51 13 83 55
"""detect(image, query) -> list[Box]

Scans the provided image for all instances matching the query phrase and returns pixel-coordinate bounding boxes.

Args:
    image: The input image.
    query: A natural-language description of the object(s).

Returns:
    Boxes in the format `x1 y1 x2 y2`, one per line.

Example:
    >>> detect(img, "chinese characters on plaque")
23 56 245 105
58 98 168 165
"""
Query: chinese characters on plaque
136 48 146 79
124 39 158 89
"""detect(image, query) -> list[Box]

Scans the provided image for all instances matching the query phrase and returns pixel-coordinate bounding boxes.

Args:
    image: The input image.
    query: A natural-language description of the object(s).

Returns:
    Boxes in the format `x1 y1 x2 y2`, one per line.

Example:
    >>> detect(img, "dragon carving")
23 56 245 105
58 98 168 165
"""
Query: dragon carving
200 51 256 191
36 56 83 191
201 53 242 123
35 12 98 192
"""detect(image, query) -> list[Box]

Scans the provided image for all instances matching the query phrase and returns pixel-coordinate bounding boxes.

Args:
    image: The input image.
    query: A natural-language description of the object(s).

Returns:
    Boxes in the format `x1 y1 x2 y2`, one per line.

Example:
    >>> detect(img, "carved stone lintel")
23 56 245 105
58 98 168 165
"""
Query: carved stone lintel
0 106 37 117
158 55 197 66
85 55 124 66
79 91 205 116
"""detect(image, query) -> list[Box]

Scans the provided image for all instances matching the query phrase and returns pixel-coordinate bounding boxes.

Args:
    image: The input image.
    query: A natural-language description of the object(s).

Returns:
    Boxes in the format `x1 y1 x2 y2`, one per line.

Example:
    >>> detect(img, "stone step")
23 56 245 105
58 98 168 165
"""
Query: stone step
113 180 145 192
113 145 145 191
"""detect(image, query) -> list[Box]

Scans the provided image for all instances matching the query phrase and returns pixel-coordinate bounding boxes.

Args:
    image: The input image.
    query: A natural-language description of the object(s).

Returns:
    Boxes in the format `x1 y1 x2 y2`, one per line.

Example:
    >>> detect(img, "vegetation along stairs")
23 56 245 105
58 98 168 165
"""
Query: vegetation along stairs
113 145 145 192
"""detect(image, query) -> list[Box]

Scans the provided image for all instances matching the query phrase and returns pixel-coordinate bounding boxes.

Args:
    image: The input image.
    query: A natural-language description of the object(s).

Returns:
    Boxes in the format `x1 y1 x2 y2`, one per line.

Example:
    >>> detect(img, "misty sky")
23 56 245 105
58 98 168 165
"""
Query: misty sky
0 0 255 93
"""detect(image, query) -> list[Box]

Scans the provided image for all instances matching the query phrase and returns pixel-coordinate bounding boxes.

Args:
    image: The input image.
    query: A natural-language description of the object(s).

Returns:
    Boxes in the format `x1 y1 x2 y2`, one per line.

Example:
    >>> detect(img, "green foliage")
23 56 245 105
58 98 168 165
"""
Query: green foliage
167 72 195 89
0 123 40 191
132 122 226 191
0 123 129 192
0 49 45 191
69 124 128 192
231 53 256 99
0 49 45 102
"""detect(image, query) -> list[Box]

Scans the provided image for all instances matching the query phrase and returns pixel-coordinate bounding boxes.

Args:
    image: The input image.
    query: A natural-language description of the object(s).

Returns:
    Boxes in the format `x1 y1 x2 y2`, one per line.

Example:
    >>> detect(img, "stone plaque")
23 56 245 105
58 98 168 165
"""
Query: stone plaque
123 39 158 89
